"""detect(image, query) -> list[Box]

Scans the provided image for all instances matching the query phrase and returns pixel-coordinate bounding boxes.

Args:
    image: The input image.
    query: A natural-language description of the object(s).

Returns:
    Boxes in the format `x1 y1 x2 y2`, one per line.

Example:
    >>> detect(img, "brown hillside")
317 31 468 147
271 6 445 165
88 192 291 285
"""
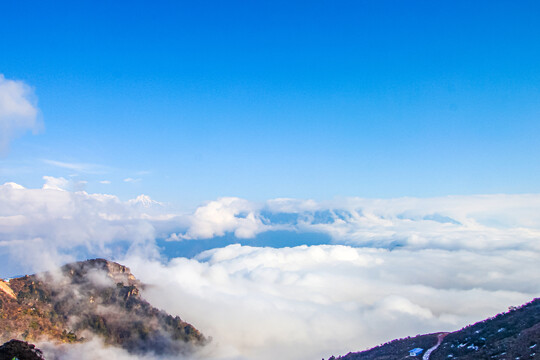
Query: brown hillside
0 259 207 356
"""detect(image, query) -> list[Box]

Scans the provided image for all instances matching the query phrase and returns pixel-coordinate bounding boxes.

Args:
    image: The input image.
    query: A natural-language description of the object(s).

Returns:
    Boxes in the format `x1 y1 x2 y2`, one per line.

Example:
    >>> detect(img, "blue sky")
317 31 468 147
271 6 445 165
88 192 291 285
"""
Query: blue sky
1 0 540 208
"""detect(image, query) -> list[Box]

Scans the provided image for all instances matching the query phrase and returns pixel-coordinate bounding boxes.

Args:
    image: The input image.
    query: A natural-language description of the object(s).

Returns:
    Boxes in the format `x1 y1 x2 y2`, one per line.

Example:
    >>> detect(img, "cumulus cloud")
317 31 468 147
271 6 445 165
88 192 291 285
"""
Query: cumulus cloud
42 175 70 190
0 74 41 154
124 244 540 360
174 195 540 252
0 177 167 276
177 197 272 240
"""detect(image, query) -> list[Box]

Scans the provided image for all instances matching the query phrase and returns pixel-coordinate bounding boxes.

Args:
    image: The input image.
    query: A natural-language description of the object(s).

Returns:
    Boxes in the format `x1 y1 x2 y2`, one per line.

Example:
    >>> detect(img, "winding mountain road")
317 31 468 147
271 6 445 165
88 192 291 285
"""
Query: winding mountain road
423 333 448 360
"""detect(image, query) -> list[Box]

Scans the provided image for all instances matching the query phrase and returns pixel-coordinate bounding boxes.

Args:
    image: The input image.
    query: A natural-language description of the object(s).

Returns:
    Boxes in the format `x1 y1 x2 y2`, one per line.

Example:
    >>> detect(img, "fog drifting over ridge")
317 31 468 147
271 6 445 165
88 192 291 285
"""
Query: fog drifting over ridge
124 245 538 360
1 178 540 359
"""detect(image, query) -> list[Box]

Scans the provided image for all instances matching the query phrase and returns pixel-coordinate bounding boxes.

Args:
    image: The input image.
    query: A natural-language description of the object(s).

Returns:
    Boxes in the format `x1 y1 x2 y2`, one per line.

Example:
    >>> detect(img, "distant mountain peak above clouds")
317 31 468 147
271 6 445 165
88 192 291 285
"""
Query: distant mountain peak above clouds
128 194 162 207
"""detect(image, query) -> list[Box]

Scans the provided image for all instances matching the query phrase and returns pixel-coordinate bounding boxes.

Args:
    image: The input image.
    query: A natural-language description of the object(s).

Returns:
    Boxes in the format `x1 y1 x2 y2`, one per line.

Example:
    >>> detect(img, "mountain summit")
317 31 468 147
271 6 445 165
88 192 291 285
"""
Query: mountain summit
0 259 206 357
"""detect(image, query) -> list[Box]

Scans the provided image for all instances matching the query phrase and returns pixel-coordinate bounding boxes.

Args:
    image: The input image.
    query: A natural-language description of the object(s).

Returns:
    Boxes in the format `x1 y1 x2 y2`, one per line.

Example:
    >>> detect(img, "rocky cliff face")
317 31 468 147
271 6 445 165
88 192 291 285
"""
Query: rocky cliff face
0 259 206 357
328 298 540 360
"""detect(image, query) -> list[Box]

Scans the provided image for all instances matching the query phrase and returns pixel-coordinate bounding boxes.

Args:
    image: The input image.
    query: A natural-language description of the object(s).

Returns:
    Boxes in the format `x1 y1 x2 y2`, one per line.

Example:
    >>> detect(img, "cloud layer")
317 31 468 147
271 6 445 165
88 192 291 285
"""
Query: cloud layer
0 178 165 275
0 74 41 154
173 195 540 252
1 180 539 359
125 244 539 360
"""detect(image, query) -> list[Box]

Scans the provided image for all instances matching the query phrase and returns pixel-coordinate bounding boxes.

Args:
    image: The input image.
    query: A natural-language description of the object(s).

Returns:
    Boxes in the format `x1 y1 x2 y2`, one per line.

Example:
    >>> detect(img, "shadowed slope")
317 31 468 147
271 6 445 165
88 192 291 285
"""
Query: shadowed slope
330 298 539 360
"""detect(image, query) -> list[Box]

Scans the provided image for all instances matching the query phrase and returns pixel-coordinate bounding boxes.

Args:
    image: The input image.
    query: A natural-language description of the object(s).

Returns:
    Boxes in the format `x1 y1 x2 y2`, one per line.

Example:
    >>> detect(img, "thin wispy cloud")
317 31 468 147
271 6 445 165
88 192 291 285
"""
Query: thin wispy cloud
43 159 107 174
136 170 151 176
123 177 141 183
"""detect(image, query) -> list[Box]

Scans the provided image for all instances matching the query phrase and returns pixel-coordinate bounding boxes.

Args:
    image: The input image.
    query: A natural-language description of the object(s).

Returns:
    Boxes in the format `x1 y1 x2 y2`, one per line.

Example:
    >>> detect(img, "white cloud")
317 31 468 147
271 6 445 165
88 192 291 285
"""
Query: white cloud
0 74 41 154
38 338 170 360
174 195 540 252
42 175 70 191
0 178 166 275
124 244 540 360
100 180 111 184
179 197 271 240
124 177 141 183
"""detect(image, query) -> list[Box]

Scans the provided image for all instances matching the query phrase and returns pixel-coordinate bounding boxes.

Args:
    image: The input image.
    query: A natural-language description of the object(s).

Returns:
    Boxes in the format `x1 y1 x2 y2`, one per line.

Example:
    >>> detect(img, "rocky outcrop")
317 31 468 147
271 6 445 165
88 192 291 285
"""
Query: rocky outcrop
0 280 16 299
61 258 139 287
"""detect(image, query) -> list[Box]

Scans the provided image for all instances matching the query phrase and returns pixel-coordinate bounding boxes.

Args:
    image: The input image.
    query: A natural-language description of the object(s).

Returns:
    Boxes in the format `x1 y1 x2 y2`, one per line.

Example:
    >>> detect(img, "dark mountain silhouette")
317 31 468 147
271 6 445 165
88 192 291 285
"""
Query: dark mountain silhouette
0 339 44 360
326 298 539 360
0 259 206 357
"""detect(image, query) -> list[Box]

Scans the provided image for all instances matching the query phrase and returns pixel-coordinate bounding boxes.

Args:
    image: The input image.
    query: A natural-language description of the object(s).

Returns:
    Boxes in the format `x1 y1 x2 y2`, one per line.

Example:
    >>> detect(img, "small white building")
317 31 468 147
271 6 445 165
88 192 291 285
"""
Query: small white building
409 348 423 357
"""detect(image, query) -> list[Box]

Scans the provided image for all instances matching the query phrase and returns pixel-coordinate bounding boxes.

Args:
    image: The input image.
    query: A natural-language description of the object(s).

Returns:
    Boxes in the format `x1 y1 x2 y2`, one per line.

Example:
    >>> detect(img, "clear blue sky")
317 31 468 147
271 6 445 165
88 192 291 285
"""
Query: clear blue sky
1 0 539 208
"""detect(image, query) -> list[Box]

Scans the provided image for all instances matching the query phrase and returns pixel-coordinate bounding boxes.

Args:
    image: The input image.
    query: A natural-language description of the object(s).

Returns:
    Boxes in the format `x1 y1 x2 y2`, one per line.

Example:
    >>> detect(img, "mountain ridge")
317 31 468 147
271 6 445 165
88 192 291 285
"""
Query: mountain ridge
328 298 540 360
0 258 207 357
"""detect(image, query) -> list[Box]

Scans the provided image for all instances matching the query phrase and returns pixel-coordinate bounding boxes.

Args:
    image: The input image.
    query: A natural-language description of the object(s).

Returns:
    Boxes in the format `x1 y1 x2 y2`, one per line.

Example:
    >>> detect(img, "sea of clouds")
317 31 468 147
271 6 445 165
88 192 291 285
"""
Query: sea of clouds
1 179 540 360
